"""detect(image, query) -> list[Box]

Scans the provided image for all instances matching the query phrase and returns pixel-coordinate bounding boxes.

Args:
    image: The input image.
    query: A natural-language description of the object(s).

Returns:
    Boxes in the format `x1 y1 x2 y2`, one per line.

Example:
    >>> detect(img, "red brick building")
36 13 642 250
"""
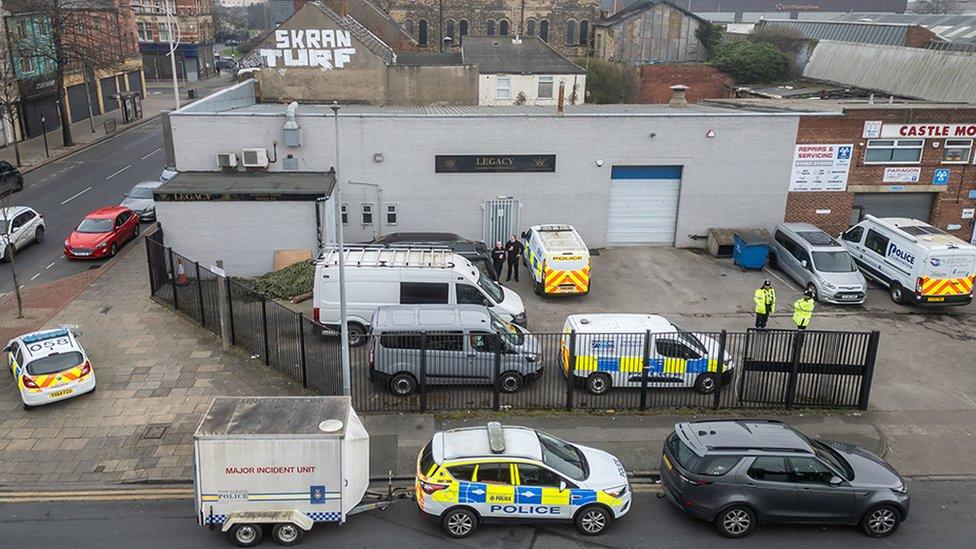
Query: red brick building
707 99 976 244
638 64 730 104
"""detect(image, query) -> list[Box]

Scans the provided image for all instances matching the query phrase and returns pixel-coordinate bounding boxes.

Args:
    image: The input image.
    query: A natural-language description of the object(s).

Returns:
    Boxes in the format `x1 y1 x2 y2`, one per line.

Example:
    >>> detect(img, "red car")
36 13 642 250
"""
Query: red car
64 206 140 259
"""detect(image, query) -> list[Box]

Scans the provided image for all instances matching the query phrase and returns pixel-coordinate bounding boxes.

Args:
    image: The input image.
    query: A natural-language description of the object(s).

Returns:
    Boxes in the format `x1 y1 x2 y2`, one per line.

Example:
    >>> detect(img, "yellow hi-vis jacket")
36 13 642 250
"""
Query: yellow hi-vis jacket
793 297 815 327
754 287 776 314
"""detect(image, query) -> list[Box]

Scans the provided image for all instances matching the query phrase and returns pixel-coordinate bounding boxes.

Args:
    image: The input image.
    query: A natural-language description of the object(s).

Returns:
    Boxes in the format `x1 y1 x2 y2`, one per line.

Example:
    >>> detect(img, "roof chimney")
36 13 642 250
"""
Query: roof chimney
669 84 689 107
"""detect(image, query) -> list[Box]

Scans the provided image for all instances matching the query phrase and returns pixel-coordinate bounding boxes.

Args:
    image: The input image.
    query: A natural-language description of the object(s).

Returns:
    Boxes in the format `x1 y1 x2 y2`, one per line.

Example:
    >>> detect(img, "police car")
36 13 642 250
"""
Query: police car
416 422 631 538
4 327 95 409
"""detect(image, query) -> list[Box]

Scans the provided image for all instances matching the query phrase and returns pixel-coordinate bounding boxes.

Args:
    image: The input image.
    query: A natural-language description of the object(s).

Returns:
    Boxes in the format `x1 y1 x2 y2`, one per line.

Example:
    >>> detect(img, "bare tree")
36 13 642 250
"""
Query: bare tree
910 0 962 14
0 201 25 319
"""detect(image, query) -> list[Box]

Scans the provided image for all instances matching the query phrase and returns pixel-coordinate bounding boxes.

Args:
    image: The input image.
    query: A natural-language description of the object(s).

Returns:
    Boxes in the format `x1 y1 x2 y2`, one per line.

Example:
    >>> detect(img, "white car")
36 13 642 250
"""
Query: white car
4 327 96 409
0 206 45 261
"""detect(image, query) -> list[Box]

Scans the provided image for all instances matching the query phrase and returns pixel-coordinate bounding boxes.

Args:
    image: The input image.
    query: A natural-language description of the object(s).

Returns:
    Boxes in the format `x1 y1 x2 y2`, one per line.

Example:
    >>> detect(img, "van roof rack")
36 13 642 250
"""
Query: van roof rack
317 246 458 268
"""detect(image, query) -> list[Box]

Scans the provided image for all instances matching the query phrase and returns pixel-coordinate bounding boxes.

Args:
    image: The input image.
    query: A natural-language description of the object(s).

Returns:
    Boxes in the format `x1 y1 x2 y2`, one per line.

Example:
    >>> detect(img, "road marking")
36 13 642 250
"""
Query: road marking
961 393 976 410
30 273 40 281
61 186 92 205
46 262 56 269
0 487 196 503
765 267 800 292
61 254 65 259
106 164 132 180
141 147 162 160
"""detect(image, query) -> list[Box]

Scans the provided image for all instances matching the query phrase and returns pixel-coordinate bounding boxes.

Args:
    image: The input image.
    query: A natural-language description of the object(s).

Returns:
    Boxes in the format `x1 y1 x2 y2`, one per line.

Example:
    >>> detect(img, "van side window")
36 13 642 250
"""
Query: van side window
470 331 496 352
864 229 889 257
774 230 797 256
456 284 489 306
400 282 449 304
379 332 423 350
794 246 810 265
426 331 464 352
655 339 700 360
842 226 864 243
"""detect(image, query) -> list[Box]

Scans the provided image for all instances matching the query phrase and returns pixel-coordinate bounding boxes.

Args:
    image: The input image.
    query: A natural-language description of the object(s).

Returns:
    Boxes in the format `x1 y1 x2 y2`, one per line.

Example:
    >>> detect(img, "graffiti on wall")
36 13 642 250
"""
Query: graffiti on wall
255 29 358 69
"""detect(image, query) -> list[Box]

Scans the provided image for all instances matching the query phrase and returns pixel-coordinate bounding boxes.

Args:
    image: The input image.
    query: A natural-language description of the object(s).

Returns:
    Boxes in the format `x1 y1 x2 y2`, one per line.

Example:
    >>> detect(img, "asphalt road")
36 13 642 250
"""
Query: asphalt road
0 120 166 297
0 479 972 548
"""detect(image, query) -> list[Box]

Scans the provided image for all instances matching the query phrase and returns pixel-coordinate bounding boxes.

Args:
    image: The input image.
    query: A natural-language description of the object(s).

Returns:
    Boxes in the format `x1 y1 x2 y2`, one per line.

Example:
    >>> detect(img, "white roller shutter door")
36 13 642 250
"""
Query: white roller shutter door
606 166 682 246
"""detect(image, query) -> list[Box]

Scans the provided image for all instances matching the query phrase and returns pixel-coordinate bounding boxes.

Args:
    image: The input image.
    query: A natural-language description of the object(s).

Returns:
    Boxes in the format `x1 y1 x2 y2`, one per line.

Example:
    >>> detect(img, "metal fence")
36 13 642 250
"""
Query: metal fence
146 231 879 412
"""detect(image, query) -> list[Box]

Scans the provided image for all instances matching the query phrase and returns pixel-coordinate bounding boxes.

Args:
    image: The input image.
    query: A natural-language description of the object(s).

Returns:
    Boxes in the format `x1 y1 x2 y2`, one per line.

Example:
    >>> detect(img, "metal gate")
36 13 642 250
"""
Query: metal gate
483 198 520 244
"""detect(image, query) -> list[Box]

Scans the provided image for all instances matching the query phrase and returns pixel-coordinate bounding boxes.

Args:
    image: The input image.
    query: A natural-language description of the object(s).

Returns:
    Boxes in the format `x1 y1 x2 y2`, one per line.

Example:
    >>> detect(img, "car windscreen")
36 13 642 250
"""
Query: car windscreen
666 432 701 472
128 187 155 199
76 218 113 233
477 271 504 303
489 310 524 347
26 352 84 376
537 431 587 481
812 251 857 273
811 439 854 480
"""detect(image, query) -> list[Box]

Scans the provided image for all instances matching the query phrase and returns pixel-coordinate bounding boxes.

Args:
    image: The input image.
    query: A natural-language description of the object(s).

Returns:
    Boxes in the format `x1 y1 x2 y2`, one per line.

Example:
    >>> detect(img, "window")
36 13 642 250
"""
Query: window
499 19 509 36
445 19 455 42
386 204 397 225
470 332 498 353
864 139 923 163
475 463 511 484
537 76 554 99
485 18 496 36
26 352 84 376
655 339 699 360
526 18 536 36
426 332 464 352
496 77 511 100
517 464 562 487
418 19 428 46
399 282 449 304
789 457 835 485
459 19 468 43
747 457 791 483
379 332 423 350
340 204 348 225
694 456 741 476
361 204 373 225
842 225 863 243
137 22 153 41
864 229 890 257
539 20 549 42
537 431 586 480
448 464 477 481
419 442 435 476
942 139 972 163
14 19 27 38
405 19 414 36
456 284 489 306
76 218 113 233
565 20 576 46
666 432 701 472
158 25 170 42
579 20 589 45
19 56 34 73
774 230 799 256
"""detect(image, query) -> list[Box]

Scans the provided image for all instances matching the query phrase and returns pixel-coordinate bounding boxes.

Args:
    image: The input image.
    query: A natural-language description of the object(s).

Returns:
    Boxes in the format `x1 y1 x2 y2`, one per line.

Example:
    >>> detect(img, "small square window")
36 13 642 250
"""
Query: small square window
386 204 397 225
496 77 511 100
942 139 972 164
340 204 348 225
361 204 373 225
538 76 553 99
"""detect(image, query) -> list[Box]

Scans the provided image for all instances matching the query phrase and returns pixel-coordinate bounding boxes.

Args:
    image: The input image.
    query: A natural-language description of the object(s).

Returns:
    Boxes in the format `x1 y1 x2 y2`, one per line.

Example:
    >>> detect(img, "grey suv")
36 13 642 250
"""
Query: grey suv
659 419 909 538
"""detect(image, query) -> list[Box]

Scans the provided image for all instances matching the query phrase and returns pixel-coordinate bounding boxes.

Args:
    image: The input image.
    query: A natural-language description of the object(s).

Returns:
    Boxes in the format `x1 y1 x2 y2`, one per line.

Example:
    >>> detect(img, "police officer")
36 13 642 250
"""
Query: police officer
754 279 776 328
505 235 524 282
491 241 506 279
792 289 815 330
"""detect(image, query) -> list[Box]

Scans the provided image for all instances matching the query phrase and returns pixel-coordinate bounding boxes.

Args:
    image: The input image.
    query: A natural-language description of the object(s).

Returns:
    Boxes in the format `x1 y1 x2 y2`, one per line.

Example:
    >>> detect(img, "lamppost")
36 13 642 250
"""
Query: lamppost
39 115 49 157
330 102 351 396
131 1 181 110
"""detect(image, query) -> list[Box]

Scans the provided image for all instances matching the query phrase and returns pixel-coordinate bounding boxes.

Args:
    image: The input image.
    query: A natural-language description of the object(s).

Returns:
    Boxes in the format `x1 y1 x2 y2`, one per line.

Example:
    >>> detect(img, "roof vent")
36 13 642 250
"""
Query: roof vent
487 422 505 454
669 84 689 107
319 420 344 433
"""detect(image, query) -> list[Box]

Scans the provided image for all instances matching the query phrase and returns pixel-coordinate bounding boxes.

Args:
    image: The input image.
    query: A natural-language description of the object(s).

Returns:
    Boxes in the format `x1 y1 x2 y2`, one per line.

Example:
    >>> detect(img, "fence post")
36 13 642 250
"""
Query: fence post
226 278 236 346
298 314 308 390
786 330 804 409
492 333 502 411
713 330 727 410
857 331 881 410
195 262 205 326
168 247 178 309
419 331 427 413
565 330 577 411
145 236 155 294
640 330 651 411
215 260 231 352
261 297 270 366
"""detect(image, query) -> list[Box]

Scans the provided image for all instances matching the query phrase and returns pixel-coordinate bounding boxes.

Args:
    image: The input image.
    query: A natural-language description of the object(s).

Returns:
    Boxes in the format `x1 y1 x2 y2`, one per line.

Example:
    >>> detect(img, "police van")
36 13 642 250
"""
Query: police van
521 225 590 295
416 422 630 538
840 215 976 306
560 314 733 395
4 327 95 409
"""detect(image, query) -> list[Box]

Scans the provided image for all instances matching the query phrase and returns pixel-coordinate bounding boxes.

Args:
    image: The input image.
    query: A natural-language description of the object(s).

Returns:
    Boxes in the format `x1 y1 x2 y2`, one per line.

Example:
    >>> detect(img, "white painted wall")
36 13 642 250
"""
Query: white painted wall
478 74 586 106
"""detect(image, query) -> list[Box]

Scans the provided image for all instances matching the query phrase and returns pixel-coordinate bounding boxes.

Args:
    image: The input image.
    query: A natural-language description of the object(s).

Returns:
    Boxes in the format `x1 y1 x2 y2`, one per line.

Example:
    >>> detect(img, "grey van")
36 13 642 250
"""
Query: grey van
770 223 867 304
368 304 542 396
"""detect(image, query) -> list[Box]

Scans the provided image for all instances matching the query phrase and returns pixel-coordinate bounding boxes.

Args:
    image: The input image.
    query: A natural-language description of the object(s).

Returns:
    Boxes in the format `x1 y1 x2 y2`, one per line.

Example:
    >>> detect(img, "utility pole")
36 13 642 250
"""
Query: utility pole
330 102 351 397
439 0 444 52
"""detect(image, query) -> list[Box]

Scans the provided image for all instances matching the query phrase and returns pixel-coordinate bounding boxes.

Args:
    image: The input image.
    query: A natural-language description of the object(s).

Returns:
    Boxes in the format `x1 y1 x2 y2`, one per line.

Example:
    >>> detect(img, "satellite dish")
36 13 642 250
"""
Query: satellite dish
319 420 344 433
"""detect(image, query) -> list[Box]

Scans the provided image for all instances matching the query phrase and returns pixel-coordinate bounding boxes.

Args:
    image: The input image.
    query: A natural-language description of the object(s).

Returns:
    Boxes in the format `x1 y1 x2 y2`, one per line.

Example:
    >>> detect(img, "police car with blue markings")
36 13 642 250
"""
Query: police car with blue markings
416 422 631 538
4 326 95 409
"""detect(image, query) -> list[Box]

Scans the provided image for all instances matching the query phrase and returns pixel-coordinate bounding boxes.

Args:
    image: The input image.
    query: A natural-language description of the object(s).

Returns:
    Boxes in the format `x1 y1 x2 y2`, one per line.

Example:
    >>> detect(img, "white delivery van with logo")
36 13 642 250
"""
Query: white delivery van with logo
840 215 976 305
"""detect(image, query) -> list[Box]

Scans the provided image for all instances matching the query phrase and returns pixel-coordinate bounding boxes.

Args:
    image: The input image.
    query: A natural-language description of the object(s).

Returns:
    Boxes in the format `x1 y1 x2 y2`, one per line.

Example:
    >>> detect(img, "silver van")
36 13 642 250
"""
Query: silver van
770 223 867 305
368 304 542 396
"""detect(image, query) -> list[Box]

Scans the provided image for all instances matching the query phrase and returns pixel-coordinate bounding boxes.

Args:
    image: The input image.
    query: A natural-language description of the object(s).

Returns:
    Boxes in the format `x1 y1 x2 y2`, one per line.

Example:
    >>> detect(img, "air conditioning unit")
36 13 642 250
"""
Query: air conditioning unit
216 152 237 168
241 148 269 168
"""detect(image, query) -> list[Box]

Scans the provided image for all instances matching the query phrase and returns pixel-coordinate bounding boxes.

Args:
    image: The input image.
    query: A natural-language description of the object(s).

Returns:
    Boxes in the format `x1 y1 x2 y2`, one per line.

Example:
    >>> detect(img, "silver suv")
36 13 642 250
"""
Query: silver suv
771 223 867 304
659 419 909 538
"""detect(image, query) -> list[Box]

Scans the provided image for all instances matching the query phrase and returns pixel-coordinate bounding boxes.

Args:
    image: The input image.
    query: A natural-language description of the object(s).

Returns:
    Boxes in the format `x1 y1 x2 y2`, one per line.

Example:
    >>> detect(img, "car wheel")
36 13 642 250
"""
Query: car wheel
586 372 612 395
133 224 140 238
768 252 778 270
347 323 366 347
110 243 118 257
575 505 612 536
694 373 718 395
806 283 818 301
715 506 756 538
889 282 905 304
271 522 304 546
499 371 523 393
441 507 478 539
34 226 44 244
228 523 263 547
389 372 417 396
22 402 31 411
861 505 901 538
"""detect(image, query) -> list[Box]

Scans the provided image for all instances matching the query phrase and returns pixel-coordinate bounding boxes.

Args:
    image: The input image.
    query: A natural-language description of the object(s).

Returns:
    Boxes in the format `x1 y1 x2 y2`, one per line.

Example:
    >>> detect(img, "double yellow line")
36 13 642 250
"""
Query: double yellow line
0 487 194 503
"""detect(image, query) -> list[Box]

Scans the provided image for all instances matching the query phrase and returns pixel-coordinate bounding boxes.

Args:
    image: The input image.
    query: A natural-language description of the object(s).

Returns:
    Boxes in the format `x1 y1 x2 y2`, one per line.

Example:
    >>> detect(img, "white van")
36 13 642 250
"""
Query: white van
313 246 526 344
521 224 591 295
840 215 976 306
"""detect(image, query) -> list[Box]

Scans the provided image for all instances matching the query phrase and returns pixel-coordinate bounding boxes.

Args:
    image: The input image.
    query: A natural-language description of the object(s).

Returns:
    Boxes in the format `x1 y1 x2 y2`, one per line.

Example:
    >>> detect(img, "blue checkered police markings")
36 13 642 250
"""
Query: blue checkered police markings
306 511 341 522
204 514 227 524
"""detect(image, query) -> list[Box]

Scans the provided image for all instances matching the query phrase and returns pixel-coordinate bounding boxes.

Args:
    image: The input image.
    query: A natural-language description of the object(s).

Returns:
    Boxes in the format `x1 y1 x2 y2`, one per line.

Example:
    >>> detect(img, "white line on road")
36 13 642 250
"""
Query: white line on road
106 164 132 180
766 267 800 292
141 147 162 160
30 273 40 281
46 262 56 269
61 186 92 205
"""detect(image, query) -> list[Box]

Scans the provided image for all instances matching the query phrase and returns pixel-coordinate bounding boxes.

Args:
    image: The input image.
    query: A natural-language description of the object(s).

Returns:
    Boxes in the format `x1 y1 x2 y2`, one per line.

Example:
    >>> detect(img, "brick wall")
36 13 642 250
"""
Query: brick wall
904 25 937 48
639 64 730 104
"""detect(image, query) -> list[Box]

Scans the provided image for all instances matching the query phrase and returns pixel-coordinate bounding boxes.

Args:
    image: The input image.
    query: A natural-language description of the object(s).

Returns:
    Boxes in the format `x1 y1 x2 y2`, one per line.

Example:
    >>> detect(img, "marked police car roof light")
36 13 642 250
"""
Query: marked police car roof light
487 422 506 454
21 328 70 344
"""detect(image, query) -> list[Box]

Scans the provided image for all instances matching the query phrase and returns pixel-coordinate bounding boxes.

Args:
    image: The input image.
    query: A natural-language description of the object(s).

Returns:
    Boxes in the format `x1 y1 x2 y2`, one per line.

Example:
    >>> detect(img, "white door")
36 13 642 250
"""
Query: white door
606 166 681 246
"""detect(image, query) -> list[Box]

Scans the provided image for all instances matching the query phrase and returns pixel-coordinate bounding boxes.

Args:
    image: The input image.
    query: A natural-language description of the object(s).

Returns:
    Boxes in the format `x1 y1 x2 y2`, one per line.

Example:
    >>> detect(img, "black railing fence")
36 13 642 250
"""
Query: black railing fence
146 232 879 412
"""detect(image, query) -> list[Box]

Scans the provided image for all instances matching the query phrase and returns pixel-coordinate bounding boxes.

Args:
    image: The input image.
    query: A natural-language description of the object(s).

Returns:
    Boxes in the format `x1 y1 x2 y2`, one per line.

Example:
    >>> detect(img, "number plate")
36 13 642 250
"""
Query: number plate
74 251 91 257
927 296 945 302
48 388 73 398
663 454 673 470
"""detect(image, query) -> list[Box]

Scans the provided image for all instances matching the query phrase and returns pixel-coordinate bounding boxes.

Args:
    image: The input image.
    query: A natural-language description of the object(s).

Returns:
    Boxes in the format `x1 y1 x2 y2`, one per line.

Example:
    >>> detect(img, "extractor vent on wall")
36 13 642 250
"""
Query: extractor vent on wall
241 148 269 168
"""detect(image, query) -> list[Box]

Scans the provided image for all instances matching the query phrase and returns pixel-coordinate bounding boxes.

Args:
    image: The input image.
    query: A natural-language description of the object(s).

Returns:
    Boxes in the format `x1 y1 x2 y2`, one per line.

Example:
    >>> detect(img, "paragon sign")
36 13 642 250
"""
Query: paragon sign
880 124 976 138
435 155 556 173
258 29 357 69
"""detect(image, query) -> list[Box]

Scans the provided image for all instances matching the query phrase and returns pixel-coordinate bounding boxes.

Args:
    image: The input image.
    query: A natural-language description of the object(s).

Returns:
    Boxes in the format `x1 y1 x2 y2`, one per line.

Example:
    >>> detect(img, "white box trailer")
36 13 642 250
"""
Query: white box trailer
194 396 372 546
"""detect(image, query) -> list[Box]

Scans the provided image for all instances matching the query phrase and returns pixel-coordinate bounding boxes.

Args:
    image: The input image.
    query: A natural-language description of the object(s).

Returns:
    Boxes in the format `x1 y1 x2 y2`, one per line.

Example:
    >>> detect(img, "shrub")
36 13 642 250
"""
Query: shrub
248 260 315 300
707 41 789 84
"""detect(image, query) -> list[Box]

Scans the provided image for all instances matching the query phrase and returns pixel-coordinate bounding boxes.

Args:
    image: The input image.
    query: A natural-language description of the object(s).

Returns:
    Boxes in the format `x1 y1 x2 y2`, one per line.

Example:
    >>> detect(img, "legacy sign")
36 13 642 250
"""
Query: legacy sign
881 124 976 138
435 155 556 173
789 144 853 192
259 29 357 69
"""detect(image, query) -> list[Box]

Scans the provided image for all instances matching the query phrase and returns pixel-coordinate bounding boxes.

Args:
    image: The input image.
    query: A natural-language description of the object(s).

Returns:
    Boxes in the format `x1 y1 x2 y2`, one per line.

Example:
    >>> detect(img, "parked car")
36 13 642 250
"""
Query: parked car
770 222 867 304
0 206 45 261
659 419 909 539
216 57 238 70
369 304 542 396
0 160 24 196
368 232 497 280
4 326 95 410
160 166 177 182
120 181 163 221
64 206 140 259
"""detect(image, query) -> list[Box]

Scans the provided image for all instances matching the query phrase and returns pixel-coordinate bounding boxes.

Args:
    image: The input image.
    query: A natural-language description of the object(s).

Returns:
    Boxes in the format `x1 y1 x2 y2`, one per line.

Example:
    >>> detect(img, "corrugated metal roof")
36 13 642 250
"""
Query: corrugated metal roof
816 13 976 45
460 36 585 75
757 19 910 46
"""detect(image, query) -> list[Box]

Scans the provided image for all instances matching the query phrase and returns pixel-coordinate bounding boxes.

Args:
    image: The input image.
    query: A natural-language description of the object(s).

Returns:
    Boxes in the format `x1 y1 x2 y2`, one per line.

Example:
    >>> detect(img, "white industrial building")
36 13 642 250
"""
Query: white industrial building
159 79 834 276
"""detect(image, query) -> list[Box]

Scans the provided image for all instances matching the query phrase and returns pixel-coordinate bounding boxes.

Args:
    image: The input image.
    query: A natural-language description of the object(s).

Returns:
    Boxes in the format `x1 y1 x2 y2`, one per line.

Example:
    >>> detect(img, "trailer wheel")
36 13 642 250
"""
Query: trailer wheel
229 523 263 547
272 522 304 546
441 507 478 539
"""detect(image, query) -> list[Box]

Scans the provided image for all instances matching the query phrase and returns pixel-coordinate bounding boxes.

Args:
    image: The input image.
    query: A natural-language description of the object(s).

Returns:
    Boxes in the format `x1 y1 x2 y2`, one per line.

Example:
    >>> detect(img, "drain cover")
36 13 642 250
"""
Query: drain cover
143 425 168 440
